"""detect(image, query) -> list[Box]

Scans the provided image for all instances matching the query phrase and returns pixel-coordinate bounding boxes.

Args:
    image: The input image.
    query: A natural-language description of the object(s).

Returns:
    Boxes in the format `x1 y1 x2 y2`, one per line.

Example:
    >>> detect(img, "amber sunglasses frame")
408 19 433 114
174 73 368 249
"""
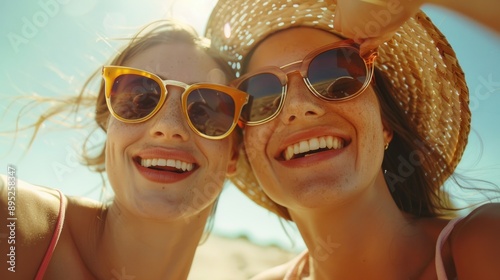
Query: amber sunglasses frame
102 66 249 140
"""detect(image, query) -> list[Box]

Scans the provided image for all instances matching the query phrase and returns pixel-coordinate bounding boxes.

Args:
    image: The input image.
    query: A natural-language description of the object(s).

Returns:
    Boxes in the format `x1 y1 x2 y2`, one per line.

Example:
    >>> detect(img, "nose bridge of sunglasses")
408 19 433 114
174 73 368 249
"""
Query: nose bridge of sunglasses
162 80 188 90
160 80 190 98
280 60 303 75
280 65 309 92
279 60 311 86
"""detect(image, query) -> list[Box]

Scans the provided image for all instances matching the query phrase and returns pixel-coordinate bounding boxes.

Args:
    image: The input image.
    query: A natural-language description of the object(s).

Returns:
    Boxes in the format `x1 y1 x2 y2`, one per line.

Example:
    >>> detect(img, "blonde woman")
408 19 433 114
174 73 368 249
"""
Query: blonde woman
0 20 248 279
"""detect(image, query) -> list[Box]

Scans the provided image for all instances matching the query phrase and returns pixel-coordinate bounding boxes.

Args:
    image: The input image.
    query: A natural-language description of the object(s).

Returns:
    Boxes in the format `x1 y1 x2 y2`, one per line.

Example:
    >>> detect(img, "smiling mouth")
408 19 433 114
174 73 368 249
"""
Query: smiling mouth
137 157 195 173
281 136 346 161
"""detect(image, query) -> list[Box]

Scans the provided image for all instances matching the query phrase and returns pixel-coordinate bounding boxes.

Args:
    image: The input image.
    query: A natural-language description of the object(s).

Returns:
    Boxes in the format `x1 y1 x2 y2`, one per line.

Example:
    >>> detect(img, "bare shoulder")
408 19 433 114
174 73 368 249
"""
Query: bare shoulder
0 175 62 233
0 175 64 278
451 203 500 277
63 190 104 240
454 203 500 238
0 175 103 278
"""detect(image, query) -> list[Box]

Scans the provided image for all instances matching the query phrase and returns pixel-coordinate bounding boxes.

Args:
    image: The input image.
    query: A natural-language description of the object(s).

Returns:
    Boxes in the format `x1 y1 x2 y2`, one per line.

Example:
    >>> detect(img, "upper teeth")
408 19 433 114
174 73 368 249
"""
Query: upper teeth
140 158 194 172
283 136 344 161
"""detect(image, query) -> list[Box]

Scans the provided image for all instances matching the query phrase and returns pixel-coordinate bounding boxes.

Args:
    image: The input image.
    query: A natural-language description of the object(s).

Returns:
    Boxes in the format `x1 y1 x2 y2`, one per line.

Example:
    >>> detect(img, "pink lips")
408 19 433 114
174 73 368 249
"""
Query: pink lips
134 161 193 184
275 127 351 167
134 148 197 184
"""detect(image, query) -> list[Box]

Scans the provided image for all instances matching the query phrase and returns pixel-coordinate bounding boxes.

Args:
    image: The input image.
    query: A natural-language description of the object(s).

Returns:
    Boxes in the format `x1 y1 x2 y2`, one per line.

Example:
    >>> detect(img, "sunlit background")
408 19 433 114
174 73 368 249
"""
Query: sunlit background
1 0 499 252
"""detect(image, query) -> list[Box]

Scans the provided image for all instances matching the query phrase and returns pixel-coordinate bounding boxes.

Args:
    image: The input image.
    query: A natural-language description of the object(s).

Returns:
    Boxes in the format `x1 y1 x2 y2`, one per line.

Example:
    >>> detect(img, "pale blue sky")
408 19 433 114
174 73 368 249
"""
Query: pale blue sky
1 0 499 249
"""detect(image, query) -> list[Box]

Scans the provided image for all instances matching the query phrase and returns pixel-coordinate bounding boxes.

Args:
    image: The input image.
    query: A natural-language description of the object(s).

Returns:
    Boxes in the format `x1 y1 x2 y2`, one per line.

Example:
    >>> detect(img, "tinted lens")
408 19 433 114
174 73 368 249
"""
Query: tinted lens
110 74 162 120
238 73 282 122
186 89 235 137
308 48 367 99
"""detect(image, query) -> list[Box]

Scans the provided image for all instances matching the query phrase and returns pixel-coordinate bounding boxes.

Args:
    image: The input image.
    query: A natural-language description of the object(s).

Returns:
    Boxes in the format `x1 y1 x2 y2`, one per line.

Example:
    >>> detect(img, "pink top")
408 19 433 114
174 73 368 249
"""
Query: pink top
282 217 464 280
434 217 463 280
35 190 67 280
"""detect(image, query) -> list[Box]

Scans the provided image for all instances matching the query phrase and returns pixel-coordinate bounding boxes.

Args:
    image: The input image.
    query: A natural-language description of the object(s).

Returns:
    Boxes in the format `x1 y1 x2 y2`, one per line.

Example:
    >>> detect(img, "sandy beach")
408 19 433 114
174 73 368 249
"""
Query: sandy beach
189 234 298 280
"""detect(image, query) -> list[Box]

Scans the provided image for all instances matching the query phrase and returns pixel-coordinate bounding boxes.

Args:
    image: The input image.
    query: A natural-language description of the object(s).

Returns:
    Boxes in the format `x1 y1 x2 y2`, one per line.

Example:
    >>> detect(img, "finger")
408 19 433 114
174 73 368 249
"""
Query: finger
333 8 342 33
359 37 384 55
359 32 396 54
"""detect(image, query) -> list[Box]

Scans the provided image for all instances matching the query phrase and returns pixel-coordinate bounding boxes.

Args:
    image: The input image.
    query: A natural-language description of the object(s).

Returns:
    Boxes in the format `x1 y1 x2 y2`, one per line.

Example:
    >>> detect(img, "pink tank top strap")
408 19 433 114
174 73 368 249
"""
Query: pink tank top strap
35 189 67 280
435 216 464 280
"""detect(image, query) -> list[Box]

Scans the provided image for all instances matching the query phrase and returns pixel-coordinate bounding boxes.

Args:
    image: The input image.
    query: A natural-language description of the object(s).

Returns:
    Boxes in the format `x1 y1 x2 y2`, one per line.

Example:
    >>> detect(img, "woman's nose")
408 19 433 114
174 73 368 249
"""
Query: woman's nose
278 72 326 124
148 86 191 141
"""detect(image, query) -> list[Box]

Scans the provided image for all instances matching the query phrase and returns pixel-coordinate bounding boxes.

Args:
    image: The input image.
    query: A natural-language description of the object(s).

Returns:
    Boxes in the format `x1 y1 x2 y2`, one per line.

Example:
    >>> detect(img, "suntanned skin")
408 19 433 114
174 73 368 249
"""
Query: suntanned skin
0 42 239 279
244 27 500 279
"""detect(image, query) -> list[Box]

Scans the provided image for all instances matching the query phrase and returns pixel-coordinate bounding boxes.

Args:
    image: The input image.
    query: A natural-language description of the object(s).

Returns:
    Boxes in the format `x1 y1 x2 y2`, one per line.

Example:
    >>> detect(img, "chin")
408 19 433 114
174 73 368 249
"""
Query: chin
270 178 357 209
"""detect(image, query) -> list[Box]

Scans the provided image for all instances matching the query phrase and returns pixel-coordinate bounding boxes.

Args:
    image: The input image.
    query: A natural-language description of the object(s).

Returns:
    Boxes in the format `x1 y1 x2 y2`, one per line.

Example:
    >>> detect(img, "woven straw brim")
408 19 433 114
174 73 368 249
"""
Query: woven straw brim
206 0 470 219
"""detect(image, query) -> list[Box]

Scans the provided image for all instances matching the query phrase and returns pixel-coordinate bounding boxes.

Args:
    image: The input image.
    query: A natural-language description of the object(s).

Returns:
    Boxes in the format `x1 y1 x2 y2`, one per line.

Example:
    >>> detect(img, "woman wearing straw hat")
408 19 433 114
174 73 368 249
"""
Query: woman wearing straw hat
0 20 247 279
206 0 500 278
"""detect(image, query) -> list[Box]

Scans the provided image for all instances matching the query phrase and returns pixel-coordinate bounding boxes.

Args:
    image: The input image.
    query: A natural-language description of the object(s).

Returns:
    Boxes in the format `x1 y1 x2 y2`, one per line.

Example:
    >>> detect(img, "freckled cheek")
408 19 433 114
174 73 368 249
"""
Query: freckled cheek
353 104 385 170
106 121 143 163
243 128 283 197
108 118 144 139
243 126 273 162
211 141 233 164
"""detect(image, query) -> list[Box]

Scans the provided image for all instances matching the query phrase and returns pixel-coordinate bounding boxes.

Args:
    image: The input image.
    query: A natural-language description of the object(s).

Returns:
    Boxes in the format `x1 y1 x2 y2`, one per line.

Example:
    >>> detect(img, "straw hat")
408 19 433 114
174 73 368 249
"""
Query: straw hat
205 0 470 218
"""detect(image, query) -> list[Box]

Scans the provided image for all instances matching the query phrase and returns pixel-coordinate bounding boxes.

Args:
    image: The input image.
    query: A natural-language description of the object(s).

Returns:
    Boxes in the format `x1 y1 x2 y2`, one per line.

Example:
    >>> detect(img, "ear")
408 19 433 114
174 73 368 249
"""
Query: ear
226 140 241 176
382 118 394 146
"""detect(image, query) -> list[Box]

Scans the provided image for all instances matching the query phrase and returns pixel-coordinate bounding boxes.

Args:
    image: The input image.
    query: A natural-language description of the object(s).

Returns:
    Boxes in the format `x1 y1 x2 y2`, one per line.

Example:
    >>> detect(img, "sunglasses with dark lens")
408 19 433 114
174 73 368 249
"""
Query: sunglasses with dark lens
102 66 249 140
234 39 377 125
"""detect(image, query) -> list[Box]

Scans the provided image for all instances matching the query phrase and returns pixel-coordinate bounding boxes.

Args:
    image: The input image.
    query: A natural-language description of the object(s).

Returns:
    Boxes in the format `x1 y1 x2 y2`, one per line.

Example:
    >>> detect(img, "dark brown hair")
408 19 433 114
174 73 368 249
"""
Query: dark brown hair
374 69 455 217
